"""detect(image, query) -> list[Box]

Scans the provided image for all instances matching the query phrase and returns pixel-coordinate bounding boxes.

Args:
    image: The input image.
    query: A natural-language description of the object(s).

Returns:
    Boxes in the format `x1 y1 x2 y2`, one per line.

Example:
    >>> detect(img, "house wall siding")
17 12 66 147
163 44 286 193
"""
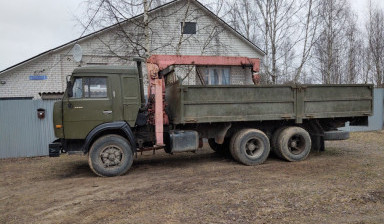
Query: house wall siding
149 1 261 58
0 54 64 98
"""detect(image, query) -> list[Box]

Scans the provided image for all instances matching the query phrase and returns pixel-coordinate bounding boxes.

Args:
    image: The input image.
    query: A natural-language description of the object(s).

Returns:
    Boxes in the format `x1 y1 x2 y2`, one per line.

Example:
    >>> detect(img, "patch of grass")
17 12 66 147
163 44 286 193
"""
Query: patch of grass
322 147 345 156
351 131 384 146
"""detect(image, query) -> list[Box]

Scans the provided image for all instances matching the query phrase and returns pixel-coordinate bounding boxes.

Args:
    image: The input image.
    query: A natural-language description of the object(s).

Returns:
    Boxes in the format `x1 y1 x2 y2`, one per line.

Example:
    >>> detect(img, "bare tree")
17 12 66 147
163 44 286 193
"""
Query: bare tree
81 0 230 63
366 1 384 87
256 0 297 83
143 0 151 57
312 0 352 84
82 0 169 59
223 0 382 86
82 0 379 86
176 0 192 55
293 0 319 83
362 46 373 84
225 0 319 84
344 11 362 84
226 0 257 42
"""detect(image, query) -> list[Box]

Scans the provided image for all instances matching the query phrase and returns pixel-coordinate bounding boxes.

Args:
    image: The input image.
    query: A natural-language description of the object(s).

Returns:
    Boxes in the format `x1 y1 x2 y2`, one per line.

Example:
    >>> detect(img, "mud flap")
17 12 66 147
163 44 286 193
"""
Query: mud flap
49 142 62 157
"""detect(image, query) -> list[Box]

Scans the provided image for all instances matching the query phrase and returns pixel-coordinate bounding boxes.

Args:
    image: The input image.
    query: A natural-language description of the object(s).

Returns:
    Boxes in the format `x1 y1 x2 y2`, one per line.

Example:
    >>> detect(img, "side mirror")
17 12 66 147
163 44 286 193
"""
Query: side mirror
67 81 73 97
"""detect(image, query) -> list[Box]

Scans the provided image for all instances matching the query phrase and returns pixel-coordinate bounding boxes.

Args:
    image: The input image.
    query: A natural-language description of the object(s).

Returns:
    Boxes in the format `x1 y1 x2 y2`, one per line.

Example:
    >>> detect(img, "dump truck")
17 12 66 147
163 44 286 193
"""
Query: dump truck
49 55 373 177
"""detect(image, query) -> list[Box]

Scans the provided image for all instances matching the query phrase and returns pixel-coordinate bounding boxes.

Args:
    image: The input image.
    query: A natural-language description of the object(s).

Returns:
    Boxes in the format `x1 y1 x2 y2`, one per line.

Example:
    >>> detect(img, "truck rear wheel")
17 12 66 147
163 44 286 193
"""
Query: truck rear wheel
271 126 286 159
276 127 311 162
88 134 133 177
230 129 270 166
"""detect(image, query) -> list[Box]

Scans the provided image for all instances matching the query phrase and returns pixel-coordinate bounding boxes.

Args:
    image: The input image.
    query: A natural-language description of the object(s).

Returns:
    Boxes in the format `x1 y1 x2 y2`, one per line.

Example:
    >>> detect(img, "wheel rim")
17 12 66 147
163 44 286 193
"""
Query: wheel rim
100 145 123 168
288 134 306 155
245 138 264 159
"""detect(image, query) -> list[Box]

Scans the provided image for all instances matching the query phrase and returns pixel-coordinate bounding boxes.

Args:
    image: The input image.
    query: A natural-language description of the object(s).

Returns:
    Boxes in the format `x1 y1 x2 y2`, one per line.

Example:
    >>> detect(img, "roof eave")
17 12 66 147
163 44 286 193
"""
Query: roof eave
0 0 265 75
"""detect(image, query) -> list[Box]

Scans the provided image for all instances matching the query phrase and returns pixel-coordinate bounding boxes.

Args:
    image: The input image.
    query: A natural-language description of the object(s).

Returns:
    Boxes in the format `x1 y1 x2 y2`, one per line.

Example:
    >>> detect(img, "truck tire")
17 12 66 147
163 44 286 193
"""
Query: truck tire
230 129 270 166
88 134 133 177
324 130 350 141
276 127 311 162
229 131 242 161
271 126 287 159
208 138 229 153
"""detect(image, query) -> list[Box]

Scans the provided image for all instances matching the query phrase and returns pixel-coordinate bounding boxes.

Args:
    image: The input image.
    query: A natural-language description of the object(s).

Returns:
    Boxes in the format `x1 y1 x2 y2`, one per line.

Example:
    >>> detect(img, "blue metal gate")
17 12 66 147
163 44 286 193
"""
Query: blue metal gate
341 88 384 132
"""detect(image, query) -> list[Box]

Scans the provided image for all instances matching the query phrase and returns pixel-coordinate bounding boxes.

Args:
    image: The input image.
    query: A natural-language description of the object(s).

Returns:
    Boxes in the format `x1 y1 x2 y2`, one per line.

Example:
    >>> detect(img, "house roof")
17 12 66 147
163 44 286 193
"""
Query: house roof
0 0 265 75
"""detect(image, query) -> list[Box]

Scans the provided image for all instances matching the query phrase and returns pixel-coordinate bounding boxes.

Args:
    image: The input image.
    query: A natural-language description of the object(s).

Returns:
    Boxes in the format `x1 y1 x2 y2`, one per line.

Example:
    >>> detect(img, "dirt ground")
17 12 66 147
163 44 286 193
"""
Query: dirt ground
1 131 384 224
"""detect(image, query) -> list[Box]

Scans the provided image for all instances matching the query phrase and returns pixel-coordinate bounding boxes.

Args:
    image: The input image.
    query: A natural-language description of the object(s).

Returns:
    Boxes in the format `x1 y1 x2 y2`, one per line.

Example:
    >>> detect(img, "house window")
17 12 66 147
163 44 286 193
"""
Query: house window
71 77 108 98
181 22 196 34
202 67 230 85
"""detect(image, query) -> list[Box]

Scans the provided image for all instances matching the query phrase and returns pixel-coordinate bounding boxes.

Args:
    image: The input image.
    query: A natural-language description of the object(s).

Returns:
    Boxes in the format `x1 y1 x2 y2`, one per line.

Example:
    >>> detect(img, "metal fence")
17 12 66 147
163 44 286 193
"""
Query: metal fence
0 99 57 159
341 88 384 132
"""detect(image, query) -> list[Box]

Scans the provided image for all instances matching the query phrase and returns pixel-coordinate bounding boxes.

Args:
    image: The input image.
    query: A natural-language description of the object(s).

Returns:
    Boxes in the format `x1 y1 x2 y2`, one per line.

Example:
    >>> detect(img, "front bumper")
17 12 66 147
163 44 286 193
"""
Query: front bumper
49 141 62 157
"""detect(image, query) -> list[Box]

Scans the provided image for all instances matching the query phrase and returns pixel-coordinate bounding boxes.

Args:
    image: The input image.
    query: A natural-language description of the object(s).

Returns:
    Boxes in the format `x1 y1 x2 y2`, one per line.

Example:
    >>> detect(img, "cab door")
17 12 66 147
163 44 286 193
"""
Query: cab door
63 76 113 139
121 74 141 126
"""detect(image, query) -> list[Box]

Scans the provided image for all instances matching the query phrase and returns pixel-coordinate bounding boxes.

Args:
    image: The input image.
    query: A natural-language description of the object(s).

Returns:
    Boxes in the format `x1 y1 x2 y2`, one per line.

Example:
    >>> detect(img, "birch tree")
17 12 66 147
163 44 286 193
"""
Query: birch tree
312 0 352 84
366 1 384 87
344 11 362 84
292 0 319 83
225 0 319 84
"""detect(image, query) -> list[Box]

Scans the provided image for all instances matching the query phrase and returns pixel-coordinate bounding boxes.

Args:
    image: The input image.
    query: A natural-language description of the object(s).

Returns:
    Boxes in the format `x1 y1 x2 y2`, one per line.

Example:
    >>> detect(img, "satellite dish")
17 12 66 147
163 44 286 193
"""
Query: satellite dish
72 44 83 63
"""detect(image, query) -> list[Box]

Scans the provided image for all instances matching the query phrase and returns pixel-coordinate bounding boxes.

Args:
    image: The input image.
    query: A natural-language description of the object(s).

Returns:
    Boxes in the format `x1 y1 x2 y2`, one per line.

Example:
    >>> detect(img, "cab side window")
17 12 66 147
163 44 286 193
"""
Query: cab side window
71 77 108 98
84 77 108 98
72 78 83 98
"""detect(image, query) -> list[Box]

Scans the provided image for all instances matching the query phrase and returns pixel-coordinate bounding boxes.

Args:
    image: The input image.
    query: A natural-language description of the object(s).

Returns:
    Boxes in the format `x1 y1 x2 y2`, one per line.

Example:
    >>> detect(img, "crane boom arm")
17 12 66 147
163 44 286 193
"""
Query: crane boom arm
147 55 260 73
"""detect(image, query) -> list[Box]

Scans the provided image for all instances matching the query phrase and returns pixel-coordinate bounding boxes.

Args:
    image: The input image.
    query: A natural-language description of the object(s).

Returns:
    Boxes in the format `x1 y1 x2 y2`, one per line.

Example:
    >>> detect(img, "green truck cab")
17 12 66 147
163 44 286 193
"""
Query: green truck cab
50 60 373 177
54 66 141 139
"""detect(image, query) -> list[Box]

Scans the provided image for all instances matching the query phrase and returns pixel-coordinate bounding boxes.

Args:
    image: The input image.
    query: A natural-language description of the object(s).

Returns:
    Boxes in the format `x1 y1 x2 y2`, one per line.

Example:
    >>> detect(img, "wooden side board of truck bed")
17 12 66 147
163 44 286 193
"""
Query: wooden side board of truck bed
166 83 373 124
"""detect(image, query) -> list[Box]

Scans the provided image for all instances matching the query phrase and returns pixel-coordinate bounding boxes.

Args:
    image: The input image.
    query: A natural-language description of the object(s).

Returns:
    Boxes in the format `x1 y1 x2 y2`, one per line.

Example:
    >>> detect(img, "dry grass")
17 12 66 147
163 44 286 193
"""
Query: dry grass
1 131 384 223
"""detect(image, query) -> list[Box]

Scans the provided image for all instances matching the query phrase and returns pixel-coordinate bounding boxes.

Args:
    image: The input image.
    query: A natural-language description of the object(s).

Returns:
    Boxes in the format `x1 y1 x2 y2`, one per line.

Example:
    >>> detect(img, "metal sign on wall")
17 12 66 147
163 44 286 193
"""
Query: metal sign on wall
29 75 47 80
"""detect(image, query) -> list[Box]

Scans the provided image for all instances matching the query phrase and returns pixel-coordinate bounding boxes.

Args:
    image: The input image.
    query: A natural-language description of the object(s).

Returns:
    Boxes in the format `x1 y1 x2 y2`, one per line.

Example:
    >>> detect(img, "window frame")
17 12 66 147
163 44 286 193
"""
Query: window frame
201 67 231 85
181 22 197 35
70 76 109 99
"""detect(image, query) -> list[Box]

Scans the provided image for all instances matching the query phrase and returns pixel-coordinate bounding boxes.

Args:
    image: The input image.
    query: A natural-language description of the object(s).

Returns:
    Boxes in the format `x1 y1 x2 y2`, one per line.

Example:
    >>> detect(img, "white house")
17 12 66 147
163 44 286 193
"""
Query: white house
0 0 265 99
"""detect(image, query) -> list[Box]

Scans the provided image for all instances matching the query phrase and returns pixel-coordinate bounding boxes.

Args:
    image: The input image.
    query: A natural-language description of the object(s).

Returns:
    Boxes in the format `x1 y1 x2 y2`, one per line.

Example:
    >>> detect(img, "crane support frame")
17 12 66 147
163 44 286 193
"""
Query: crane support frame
146 55 261 146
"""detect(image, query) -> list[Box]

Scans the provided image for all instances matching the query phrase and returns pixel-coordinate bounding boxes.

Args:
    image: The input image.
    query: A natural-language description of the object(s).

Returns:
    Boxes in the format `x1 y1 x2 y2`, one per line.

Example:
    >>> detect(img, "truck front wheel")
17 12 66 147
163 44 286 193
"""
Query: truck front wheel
276 127 311 162
88 134 133 177
230 129 270 166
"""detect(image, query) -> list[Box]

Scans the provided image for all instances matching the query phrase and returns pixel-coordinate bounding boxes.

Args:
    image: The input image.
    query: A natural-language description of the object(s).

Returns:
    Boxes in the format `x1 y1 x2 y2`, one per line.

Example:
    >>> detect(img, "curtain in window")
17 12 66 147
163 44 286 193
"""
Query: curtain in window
201 67 231 85
222 69 230 85
209 69 219 85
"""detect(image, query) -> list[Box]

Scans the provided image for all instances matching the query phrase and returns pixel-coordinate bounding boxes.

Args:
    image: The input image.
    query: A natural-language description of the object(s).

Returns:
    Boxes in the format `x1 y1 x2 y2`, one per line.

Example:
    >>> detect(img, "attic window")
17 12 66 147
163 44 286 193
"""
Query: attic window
181 22 196 34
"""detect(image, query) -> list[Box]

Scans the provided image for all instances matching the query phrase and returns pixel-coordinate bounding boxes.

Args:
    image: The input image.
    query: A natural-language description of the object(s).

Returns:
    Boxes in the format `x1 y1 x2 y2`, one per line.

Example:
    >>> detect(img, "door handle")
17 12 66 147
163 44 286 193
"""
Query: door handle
103 110 112 115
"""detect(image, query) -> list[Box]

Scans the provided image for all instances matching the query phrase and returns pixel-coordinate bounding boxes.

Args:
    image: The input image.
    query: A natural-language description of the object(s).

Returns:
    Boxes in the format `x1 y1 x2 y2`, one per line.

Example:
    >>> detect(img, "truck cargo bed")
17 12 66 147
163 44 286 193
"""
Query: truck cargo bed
165 83 373 124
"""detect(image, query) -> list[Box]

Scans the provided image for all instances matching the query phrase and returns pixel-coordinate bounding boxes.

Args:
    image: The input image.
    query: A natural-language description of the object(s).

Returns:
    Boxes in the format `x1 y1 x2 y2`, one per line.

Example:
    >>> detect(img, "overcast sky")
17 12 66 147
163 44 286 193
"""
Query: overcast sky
0 0 83 71
0 0 383 71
